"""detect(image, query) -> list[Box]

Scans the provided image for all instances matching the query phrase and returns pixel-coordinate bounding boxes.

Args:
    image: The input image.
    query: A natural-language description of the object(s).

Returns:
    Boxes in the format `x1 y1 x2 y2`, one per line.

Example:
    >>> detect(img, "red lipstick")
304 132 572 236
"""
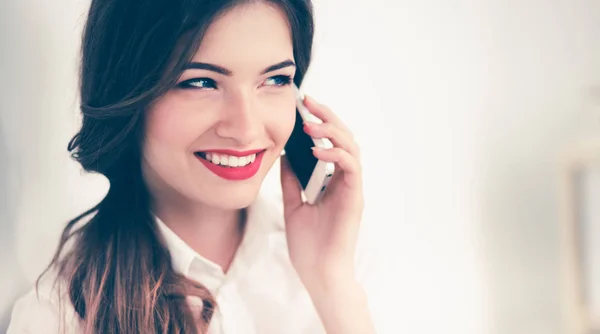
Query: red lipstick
200 148 264 157
194 149 265 181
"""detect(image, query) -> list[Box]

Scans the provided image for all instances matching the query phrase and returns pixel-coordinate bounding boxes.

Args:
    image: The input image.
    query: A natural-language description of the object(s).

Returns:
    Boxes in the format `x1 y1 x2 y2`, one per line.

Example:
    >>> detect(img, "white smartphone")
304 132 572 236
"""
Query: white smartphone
283 84 335 205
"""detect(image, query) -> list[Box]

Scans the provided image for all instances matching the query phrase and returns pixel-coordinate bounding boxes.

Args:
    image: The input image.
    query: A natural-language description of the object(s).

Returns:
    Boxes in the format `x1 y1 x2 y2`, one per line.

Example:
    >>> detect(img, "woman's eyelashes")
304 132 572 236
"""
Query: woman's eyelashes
178 77 217 90
262 74 293 87
177 74 293 90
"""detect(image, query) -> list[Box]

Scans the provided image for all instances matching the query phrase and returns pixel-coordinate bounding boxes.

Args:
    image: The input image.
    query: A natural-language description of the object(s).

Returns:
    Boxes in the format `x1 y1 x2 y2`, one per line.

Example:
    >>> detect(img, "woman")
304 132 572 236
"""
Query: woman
8 0 378 333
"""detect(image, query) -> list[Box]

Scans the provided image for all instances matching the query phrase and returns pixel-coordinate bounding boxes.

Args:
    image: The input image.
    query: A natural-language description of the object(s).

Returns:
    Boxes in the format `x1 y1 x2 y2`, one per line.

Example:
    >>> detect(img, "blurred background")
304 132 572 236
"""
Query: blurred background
1 0 600 333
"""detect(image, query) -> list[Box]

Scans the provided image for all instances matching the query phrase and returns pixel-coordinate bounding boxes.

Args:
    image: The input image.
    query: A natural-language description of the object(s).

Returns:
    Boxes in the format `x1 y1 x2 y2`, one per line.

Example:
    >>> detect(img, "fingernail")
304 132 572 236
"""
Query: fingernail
311 146 324 151
303 122 316 132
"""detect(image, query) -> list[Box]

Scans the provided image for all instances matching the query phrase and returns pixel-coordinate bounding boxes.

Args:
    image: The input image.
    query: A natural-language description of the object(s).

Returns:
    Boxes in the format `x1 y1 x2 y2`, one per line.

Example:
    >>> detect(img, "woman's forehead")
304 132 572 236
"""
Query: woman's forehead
189 2 294 73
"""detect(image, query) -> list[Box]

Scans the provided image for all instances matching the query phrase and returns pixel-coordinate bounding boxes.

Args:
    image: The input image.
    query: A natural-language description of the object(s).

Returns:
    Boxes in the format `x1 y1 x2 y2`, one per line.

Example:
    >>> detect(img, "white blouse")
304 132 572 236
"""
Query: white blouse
7 191 383 333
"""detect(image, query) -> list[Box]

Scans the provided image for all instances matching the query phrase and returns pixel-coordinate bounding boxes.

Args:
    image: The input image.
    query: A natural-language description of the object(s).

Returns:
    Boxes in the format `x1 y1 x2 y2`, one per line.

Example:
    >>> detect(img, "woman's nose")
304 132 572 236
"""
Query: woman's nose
215 92 263 146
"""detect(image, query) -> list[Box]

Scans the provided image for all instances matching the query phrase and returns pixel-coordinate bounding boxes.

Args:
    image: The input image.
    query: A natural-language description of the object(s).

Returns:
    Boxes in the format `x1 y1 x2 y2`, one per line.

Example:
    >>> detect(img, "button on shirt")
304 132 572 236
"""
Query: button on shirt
7 191 382 333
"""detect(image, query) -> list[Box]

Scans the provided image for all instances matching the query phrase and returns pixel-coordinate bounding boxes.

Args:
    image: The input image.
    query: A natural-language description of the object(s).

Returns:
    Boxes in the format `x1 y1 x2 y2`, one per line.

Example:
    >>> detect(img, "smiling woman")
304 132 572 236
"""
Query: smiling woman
6 0 379 333
142 3 298 212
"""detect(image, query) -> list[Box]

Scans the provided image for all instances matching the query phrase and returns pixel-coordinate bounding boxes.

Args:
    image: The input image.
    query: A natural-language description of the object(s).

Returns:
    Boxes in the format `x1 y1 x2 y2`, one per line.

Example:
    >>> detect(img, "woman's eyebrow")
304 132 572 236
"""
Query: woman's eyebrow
184 59 296 76
260 60 296 74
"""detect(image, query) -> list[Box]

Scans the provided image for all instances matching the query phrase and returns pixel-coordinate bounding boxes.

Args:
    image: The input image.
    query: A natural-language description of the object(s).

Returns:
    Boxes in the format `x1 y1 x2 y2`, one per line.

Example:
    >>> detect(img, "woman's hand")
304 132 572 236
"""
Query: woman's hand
280 94 364 291
280 95 375 334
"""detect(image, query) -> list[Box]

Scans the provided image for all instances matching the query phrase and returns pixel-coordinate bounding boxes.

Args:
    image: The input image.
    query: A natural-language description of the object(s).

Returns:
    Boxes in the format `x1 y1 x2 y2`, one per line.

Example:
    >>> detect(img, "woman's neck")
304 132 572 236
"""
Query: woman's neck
152 196 247 273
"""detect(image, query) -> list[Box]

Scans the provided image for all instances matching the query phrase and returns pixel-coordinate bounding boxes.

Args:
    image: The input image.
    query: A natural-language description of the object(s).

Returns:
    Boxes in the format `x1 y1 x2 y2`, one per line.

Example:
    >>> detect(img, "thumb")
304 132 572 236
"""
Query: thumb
280 155 303 214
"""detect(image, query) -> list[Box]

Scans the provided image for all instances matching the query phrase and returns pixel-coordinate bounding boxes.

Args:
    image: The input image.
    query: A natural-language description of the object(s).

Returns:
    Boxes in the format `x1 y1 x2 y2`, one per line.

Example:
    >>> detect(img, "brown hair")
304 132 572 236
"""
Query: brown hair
39 0 314 332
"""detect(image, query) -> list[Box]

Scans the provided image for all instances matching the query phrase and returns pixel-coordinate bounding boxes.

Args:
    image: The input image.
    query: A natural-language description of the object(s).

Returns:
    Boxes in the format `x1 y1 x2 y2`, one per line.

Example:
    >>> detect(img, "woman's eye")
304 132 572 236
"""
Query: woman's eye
178 78 217 89
263 75 293 87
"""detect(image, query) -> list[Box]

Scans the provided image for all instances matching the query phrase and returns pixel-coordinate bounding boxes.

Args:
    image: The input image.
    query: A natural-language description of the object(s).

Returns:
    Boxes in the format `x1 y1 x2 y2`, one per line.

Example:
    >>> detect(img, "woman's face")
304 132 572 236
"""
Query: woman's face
142 2 296 210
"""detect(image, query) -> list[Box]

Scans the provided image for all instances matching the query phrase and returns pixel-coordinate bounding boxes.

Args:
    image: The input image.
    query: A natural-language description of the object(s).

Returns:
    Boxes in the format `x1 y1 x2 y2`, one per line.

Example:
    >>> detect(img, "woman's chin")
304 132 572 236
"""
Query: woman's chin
193 184 262 210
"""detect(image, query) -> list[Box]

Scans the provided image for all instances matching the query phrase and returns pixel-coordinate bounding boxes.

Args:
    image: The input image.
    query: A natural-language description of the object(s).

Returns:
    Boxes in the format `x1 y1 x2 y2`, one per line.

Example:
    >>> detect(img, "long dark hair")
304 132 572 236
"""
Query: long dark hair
39 0 314 332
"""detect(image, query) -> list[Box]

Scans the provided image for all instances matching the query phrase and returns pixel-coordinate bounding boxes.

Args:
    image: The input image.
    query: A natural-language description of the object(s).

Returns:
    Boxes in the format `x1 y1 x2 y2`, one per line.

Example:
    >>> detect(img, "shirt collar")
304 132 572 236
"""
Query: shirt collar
155 214 200 276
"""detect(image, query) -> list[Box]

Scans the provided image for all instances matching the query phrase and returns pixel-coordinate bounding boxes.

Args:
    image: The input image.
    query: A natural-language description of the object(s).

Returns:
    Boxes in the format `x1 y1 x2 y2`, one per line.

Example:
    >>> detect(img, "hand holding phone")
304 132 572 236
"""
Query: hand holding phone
283 84 335 204
279 86 366 302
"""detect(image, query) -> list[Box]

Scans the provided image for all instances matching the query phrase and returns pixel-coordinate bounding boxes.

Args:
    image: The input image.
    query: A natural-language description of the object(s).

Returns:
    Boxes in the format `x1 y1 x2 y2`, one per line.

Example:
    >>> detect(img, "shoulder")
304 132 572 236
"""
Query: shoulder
7 270 82 334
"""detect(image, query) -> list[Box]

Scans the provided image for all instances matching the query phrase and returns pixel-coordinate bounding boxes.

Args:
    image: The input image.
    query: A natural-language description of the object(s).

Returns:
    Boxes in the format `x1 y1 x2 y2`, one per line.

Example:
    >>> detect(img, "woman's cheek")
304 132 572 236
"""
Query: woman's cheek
146 96 213 145
265 97 296 143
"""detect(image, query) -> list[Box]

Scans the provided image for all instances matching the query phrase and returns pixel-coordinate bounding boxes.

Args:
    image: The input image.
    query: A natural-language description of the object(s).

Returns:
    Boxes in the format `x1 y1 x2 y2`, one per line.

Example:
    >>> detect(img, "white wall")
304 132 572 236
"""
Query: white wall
580 168 600 327
2 0 600 334
0 1 105 330
475 1 600 333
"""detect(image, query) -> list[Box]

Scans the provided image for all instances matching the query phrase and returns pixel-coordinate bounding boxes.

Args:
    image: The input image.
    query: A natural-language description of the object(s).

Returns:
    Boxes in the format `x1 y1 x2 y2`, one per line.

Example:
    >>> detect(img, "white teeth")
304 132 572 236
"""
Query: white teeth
245 153 256 165
200 152 259 167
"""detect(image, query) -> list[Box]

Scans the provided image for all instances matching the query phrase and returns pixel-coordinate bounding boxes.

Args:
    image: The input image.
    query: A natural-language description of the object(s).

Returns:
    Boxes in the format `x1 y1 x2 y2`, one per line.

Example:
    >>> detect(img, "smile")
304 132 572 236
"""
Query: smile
194 149 266 181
